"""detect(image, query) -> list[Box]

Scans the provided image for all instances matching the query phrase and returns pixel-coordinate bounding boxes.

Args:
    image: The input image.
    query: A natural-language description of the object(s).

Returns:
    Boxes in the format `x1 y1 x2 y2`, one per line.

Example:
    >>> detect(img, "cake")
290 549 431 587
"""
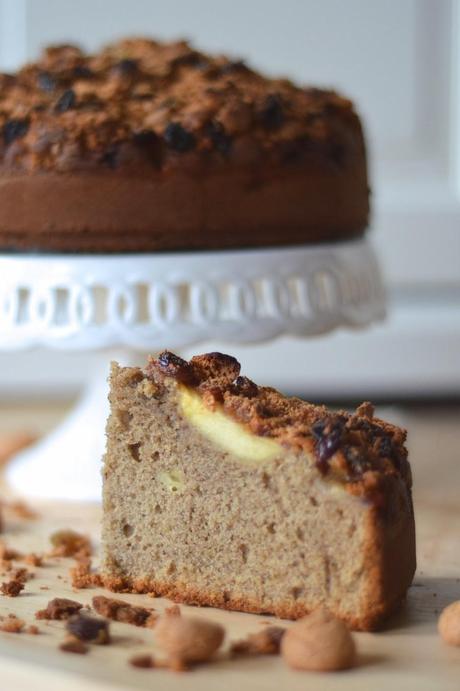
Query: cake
101 351 416 631
0 39 369 252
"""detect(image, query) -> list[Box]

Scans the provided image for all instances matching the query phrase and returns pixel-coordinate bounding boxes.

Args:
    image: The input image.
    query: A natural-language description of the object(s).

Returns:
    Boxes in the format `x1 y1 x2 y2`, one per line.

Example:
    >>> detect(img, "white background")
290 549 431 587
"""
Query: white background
0 0 459 398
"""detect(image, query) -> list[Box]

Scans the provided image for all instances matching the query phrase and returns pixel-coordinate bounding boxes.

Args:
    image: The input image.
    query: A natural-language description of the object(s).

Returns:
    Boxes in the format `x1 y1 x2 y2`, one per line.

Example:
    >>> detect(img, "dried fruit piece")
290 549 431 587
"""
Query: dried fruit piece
259 94 284 129
54 89 76 113
67 613 110 644
164 122 196 152
112 58 139 77
205 121 232 155
37 71 56 92
312 416 345 472
3 119 29 145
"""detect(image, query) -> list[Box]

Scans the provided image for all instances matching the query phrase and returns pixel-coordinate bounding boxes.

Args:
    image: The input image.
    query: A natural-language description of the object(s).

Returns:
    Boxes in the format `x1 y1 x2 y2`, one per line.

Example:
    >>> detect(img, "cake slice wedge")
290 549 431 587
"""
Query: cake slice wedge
101 351 416 631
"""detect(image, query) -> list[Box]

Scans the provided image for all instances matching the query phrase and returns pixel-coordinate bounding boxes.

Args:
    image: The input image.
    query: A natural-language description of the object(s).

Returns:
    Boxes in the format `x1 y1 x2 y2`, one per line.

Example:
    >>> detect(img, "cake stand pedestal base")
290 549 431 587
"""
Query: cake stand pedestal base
6 350 136 501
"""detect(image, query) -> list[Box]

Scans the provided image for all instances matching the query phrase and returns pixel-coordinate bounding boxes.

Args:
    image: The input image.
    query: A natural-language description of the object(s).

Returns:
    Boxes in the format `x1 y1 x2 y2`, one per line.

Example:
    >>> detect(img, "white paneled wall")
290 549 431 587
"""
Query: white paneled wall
0 0 459 397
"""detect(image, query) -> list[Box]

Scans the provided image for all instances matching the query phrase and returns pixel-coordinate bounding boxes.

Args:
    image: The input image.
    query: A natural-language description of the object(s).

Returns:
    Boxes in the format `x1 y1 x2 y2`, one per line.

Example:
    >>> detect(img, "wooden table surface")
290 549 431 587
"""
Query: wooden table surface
0 402 459 690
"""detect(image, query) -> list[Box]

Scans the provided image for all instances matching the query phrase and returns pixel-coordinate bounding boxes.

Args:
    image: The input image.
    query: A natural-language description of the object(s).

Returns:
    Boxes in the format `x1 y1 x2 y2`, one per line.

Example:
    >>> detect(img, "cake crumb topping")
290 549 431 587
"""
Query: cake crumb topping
146 351 411 496
0 37 362 174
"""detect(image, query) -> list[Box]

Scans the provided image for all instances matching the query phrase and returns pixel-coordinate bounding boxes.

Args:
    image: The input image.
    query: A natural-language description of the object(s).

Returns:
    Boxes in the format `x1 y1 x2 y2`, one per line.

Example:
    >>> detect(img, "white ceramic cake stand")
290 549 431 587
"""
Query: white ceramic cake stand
0 239 385 501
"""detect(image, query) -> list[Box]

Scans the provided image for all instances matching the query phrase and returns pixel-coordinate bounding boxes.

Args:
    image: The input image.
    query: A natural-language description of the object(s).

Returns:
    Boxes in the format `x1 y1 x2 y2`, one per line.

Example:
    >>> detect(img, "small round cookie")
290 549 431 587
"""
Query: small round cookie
281 608 356 671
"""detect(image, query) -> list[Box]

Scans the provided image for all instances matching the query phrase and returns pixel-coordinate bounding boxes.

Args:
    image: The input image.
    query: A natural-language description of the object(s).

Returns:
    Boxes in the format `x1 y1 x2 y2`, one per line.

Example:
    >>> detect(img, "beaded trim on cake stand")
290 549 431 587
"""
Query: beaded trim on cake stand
0 239 385 500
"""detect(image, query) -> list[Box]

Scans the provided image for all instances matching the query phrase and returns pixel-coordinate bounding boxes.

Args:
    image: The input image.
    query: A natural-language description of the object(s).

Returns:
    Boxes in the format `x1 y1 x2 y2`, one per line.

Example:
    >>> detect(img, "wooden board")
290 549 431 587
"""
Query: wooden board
0 497 458 691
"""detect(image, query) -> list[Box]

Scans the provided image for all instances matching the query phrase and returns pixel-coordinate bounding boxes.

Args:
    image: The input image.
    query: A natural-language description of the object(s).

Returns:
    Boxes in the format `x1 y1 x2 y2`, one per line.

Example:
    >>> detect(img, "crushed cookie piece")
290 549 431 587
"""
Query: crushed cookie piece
26 624 40 635
1 579 25 597
7 500 39 520
11 567 30 583
50 529 92 558
0 614 25 633
69 558 102 589
67 613 110 644
165 604 181 616
129 653 155 668
25 553 43 567
230 626 285 655
0 542 23 562
355 402 375 419
92 595 154 627
36 597 84 620
59 635 89 655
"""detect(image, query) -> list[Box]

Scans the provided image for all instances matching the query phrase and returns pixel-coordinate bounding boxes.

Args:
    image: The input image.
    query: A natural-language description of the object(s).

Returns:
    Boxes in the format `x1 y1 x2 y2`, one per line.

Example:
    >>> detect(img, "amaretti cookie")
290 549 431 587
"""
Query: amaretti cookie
101 351 415 631
0 38 369 252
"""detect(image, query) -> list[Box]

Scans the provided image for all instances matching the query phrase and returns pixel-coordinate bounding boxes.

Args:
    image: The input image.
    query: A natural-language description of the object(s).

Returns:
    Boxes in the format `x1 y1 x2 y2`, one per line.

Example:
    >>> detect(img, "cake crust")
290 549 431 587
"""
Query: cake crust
101 353 416 631
0 39 369 252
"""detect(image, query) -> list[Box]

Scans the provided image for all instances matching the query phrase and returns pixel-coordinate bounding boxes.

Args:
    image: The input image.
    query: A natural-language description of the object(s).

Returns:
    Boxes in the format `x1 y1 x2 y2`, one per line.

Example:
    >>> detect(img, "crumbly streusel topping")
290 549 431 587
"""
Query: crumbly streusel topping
146 351 411 497
0 38 363 174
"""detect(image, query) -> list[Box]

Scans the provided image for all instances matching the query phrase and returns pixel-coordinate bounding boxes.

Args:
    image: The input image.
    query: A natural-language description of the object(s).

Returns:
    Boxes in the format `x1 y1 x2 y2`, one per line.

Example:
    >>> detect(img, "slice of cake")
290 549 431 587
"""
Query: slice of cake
101 352 415 631
0 38 368 252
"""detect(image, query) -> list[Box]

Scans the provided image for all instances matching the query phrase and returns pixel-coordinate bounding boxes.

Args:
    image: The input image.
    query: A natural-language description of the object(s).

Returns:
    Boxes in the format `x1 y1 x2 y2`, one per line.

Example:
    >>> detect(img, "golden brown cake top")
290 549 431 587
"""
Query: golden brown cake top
0 37 364 174
146 351 411 500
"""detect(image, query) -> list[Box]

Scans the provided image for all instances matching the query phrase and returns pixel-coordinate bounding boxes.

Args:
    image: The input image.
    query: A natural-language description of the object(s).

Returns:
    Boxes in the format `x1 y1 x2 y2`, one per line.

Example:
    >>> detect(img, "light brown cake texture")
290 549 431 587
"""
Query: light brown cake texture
101 352 415 631
0 38 369 252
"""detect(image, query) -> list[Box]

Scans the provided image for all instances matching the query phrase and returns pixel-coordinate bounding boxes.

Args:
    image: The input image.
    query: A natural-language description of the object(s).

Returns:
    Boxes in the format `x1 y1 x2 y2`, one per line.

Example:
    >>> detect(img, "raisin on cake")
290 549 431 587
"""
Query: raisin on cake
101 352 415 631
0 38 368 252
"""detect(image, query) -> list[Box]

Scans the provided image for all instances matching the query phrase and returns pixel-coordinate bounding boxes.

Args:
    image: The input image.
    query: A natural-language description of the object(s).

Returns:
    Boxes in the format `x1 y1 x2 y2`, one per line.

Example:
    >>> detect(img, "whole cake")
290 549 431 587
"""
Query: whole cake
0 39 369 252
101 351 415 631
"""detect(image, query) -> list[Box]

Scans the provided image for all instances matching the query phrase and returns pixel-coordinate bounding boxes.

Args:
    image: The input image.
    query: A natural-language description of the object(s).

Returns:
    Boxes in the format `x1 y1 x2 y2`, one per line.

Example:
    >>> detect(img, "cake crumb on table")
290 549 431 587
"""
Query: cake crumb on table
0 614 25 633
230 626 285 656
92 595 156 627
11 567 31 583
36 597 84 620
26 624 40 635
59 635 89 655
25 553 44 567
165 604 181 616
1 579 25 596
49 529 92 558
6 500 39 520
69 558 102 589
0 542 23 562
129 654 155 669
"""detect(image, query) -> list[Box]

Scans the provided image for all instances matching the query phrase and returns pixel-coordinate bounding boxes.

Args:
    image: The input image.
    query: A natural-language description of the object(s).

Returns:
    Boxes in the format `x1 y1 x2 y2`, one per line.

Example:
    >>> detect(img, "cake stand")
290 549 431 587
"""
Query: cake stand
0 239 385 501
